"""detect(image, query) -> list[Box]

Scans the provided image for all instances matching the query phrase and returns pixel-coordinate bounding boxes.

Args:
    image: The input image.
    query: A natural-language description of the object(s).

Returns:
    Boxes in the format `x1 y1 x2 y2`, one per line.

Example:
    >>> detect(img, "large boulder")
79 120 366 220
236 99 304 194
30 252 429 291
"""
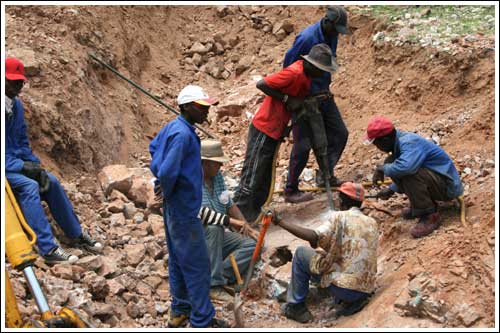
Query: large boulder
98 165 134 197
7 48 42 76
216 79 265 120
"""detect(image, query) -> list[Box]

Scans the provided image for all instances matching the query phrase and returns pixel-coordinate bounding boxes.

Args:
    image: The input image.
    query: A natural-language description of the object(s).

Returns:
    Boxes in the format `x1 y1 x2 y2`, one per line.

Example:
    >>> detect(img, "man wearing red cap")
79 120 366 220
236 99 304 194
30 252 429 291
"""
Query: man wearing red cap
272 182 378 323
364 116 464 238
5 58 102 264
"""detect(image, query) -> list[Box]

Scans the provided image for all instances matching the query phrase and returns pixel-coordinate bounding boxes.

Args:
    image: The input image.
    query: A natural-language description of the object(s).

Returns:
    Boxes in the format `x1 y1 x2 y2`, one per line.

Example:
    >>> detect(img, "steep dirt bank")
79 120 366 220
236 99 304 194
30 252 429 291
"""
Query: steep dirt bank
5 5 495 328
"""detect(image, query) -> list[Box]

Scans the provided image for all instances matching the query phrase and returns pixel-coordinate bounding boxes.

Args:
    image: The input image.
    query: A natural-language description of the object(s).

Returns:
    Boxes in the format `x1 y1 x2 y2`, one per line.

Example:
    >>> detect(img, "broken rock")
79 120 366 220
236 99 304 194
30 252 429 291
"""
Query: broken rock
124 243 146 267
77 255 104 272
7 48 42 76
98 165 133 197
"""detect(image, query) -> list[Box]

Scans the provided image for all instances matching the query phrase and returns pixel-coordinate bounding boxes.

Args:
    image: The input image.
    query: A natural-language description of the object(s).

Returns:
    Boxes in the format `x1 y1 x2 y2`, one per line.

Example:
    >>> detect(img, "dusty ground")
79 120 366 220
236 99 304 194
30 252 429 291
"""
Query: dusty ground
4 5 496 328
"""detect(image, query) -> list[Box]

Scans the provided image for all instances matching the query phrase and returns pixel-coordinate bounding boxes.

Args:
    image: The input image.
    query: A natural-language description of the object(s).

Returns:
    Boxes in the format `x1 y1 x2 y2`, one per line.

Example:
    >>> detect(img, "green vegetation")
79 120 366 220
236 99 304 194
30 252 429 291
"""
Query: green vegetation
352 5 495 36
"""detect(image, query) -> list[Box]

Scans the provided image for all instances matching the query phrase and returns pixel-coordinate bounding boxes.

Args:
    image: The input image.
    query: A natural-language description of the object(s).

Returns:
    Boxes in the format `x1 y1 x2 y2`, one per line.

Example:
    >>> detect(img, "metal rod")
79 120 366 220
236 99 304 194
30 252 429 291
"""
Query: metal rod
23 267 50 314
88 53 216 139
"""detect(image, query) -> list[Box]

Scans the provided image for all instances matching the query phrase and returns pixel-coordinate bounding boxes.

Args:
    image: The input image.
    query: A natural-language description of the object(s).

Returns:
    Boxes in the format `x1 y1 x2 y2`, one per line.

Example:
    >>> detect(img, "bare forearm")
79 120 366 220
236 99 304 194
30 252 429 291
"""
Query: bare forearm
228 204 247 223
257 80 285 101
277 220 318 248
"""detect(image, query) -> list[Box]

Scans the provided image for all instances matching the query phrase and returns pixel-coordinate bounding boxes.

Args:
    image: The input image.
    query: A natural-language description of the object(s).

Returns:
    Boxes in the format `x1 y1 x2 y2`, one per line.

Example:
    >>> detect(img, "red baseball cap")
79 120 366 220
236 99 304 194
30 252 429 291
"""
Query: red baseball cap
338 182 365 202
5 58 26 81
363 116 395 145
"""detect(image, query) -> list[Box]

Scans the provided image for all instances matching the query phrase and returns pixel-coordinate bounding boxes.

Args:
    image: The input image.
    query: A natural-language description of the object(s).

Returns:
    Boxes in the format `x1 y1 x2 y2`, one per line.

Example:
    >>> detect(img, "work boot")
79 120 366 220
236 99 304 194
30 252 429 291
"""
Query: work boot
410 212 441 238
401 207 415 220
281 302 313 323
334 297 370 318
167 311 189 328
210 286 233 303
74 230 103 253
284 191 314 203
43 246 78 265
207 318 229 328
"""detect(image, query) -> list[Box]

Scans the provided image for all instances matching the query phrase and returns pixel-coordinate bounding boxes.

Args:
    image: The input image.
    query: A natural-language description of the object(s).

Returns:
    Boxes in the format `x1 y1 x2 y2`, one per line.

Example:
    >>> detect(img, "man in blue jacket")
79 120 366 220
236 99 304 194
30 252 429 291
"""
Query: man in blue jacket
149 85 227 328
282 5 351 204
365 116 464 238
5 58 102 265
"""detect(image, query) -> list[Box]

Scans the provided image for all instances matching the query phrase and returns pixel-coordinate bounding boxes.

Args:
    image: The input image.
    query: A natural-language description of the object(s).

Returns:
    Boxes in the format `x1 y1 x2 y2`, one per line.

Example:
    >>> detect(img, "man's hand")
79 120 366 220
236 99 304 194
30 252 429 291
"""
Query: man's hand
376 187 395 200
372 165 385 185
384 154 396 164
153 180 162 202
314 247 327 256
285 97 304 113
270 209 283 226
231 219 259 241
21 161 42 180
38 170 50 194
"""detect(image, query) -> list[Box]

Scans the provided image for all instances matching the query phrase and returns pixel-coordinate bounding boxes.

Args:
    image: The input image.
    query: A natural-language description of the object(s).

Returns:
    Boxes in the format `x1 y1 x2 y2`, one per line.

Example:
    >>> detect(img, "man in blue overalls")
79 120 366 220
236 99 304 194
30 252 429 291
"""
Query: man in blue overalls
149 85 228 328
5 57 102 265
282 6 351 204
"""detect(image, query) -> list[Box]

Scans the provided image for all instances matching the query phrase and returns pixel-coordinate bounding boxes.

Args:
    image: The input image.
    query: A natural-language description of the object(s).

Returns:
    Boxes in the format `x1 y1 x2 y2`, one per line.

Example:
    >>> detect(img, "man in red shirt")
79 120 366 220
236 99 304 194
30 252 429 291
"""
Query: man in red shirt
234 44 337 224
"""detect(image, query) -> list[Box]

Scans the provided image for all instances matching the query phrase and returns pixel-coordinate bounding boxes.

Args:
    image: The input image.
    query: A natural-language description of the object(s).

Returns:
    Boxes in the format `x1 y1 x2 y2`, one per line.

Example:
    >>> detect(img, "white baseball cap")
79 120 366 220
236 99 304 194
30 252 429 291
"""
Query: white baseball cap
177 85 218 106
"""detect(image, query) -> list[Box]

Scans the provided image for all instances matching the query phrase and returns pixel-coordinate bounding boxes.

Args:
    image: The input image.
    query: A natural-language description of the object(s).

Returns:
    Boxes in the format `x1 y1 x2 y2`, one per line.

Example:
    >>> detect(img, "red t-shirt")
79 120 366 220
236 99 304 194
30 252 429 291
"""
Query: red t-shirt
252 60 311 140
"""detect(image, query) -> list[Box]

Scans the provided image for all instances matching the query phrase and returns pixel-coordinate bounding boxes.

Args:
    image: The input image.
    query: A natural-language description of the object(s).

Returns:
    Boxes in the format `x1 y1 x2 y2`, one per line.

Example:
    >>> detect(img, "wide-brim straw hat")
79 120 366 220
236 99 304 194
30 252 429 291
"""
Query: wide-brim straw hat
201 139 229 163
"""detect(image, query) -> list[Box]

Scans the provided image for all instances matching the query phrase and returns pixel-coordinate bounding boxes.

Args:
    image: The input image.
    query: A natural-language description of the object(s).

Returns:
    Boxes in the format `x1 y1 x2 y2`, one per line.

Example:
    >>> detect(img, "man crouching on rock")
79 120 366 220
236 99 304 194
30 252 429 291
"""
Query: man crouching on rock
273 182 378 323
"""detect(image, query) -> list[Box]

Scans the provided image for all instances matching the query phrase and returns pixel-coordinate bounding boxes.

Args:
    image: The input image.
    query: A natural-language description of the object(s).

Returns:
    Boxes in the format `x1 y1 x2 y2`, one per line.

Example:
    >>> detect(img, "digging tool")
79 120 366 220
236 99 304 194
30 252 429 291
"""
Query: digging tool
88 53 216 139
242 210 272 291
229 254 244 328
301 97 336 211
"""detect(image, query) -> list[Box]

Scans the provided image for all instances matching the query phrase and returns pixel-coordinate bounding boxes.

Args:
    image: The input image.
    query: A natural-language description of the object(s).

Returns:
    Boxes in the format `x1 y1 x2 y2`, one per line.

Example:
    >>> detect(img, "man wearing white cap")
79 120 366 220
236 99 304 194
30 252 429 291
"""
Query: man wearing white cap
149 85 228 328
199 139 258 302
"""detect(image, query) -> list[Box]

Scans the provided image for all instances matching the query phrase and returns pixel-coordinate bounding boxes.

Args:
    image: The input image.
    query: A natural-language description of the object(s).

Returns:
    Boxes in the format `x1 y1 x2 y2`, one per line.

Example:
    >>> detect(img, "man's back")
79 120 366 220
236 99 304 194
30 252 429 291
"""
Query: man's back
313 207 378 293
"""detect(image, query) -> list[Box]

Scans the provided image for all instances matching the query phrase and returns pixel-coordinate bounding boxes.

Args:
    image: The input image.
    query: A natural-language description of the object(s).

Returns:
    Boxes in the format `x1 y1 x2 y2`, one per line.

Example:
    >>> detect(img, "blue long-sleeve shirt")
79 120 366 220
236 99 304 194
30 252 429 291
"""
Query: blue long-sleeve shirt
149 116 202 221
6 97 40 172
384 130 464 198
283 19 338 94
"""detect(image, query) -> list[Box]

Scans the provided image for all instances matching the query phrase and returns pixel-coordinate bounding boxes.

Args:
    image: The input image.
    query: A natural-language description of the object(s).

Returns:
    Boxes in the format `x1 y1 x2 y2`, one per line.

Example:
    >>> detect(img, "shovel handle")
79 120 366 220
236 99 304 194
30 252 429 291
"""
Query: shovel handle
242 212 272 291
229 253 244 285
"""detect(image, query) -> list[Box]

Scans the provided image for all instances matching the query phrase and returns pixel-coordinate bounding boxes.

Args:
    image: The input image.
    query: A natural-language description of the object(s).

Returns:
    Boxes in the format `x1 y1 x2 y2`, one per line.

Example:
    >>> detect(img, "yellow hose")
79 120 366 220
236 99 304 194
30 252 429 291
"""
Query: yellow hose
253 142 281 225
273 180 393 194
458 195 467 227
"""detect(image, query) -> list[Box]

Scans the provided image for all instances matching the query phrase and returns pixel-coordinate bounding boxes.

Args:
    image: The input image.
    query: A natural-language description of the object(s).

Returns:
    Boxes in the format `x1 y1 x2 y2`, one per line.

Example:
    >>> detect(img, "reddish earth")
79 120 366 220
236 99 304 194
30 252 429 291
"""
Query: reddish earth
4 5 495 328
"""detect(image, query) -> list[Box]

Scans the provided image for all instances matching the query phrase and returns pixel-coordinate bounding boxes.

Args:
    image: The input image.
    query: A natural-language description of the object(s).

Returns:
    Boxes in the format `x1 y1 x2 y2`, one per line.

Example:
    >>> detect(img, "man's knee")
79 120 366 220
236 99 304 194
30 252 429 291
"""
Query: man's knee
17 178 41 199
294 246 310 263
204 225 224 243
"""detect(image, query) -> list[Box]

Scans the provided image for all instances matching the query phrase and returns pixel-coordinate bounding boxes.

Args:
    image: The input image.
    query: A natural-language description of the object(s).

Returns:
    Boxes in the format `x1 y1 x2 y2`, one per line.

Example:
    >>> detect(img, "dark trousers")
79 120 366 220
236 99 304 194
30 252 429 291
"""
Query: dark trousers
285 97 348 194
234 124 279 223
394 168 453 217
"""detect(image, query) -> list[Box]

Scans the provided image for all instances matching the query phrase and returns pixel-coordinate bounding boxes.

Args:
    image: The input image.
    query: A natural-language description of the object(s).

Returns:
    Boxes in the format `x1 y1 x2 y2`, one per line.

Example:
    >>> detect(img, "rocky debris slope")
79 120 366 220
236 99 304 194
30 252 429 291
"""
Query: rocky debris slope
5 5 495 328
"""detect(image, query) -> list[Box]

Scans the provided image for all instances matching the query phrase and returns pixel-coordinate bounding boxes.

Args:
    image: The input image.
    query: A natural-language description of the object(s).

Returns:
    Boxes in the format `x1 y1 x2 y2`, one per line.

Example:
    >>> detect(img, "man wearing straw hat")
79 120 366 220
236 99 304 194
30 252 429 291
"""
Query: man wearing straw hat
199 139 259 302
234 43 338 224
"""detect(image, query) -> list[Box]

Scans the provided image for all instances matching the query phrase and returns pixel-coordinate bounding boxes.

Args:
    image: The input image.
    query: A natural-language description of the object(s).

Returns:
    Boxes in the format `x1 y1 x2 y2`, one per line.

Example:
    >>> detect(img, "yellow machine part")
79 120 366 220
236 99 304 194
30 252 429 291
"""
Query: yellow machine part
4 181 92 328
5 181 38 269
5 269 24 328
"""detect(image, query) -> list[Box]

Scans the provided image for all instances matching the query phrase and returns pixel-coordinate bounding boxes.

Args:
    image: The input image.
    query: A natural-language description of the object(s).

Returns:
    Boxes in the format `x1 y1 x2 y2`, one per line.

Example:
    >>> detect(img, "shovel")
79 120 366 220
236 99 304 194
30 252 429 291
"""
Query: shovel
229 253 244 327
